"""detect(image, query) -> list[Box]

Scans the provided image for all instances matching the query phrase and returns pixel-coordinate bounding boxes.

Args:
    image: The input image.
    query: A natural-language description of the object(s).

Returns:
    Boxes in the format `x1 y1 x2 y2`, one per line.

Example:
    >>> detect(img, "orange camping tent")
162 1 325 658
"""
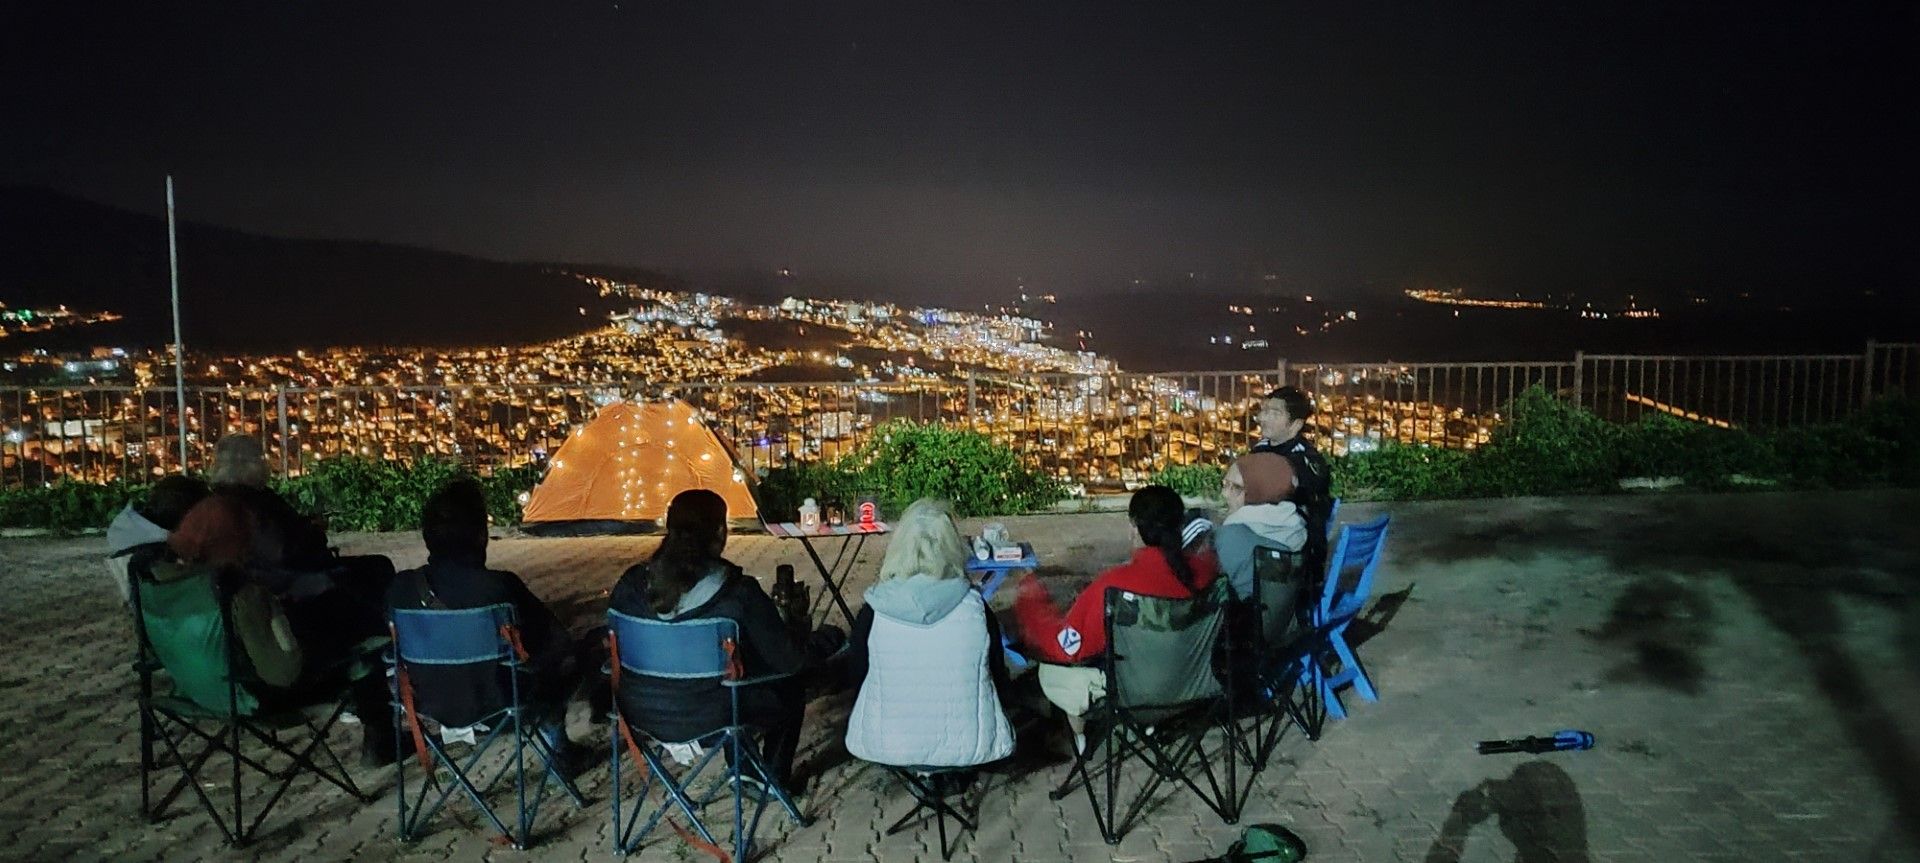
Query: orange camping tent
520 399 758 530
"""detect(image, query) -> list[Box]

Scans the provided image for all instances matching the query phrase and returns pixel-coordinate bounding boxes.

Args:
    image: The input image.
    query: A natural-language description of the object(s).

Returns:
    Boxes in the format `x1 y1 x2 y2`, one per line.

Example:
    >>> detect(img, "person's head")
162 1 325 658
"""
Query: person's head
141 475 209 531
1129 484 1198 591
421 479 490 561
646 489 730 615
1224 452 1296 514
876 498 969 583
208 435 269 488
1257 386 1314 442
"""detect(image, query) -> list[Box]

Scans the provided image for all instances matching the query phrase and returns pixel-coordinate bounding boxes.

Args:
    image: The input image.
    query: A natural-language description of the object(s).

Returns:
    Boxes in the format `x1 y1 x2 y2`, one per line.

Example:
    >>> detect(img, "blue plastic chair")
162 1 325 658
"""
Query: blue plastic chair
388 605 587 849
607 611 809 861
1309 514 1389 719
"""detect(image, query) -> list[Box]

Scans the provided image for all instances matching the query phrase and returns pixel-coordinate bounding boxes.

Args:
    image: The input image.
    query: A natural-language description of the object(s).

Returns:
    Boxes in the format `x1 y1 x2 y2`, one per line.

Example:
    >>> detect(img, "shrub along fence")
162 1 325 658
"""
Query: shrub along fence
4 390 1915 535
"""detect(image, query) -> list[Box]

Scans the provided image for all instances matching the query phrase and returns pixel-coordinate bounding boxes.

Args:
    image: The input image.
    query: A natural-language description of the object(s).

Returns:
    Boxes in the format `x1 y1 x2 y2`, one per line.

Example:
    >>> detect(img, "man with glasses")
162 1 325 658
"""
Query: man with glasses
1250 386 1332 562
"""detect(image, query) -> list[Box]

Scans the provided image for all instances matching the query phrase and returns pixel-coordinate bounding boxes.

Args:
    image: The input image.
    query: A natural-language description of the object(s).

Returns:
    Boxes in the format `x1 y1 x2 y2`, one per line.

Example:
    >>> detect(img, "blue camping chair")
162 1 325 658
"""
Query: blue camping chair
607 611 809 861
1326 497 1341 540
388 605 587 849
1310 515 1389 719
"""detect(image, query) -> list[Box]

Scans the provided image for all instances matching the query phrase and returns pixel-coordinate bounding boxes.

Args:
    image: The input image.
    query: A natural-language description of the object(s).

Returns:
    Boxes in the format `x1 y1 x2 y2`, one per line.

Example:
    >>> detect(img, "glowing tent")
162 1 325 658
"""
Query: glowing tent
520 399 758 533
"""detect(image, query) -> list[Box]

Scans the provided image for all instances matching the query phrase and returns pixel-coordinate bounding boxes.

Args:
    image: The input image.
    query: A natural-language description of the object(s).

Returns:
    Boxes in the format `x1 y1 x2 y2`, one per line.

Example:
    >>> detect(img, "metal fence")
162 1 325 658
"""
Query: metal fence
1278 361 1576 454
3 342 1913 489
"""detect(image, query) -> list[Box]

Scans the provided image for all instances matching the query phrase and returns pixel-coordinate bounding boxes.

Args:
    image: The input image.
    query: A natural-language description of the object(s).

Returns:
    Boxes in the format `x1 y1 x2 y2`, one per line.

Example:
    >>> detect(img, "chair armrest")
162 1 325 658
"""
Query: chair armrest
724 670 797 689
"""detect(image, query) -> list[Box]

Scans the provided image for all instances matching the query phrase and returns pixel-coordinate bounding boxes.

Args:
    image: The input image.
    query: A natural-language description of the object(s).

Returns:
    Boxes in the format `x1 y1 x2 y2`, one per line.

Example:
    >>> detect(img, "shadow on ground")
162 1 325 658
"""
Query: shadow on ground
1423 760 1588 863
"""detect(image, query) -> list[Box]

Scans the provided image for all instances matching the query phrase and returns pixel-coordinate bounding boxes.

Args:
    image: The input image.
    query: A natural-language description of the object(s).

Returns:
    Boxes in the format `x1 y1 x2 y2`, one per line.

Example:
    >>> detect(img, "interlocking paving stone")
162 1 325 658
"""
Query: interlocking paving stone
2 491 1918 861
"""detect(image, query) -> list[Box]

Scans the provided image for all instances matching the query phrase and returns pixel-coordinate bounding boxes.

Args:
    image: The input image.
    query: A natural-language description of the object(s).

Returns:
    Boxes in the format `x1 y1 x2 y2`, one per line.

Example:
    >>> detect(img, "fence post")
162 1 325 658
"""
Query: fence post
276 386 290 478
1276 357 1288 383
1862 340 1877 407
1571 351 1585 408
966 371 977 420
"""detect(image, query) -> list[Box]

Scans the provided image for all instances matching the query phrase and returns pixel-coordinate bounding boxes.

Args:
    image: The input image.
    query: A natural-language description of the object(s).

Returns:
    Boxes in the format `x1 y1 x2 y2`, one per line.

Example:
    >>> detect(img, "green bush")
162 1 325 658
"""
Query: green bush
1770 423 1895 488
756 421 1068 519
0 480 145 534
1612 413 1784 489
274 456 546 531
754 460 865 524
478 464 545 526
1333 442 1473 500
1851 396 1920 485
1151 463 1226 499
1466 385 1621 495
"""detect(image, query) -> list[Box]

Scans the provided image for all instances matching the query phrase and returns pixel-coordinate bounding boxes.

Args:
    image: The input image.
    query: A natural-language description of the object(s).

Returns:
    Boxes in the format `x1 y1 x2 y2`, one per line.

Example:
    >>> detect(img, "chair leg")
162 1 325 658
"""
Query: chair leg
1328 627 1379 702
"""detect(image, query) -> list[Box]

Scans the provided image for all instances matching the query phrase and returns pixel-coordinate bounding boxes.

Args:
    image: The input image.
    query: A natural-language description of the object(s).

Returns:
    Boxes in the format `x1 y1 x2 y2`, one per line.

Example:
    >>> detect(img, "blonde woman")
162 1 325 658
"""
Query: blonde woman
844 498 1015 768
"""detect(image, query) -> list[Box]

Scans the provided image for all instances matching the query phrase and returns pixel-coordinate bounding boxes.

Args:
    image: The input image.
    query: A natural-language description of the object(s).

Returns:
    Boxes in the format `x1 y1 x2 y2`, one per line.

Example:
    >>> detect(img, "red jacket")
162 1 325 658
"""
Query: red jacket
1014 547 1220 665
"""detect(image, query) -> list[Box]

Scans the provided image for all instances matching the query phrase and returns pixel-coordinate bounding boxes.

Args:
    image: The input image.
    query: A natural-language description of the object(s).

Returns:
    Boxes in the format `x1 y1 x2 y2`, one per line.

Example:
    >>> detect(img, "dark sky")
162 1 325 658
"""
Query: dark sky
3 2 1915 304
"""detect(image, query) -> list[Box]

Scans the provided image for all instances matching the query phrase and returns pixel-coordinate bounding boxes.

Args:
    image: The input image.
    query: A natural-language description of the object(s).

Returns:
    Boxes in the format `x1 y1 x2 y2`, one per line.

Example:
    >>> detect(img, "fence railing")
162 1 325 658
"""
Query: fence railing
2 342 1913 489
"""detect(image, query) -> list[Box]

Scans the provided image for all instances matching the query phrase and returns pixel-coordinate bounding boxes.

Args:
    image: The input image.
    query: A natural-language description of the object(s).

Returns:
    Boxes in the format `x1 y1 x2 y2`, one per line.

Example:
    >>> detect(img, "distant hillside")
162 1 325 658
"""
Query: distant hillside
0 186 677 351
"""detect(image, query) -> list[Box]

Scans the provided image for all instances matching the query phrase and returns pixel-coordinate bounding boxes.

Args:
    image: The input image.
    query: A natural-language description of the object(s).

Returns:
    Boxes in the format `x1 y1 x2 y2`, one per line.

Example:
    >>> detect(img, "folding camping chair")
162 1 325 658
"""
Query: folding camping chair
607 611 809 861
1313 515 1390 719
388 604 587 849
879 767 986 861
130 561 372 846
1232 543 1328 774
1048 581 1240 844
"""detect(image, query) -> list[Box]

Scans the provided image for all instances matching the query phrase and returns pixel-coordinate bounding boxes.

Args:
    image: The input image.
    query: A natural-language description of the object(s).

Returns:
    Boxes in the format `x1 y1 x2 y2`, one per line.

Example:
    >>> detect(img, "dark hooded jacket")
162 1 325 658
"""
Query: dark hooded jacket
387 552 575 728
608 559 801 743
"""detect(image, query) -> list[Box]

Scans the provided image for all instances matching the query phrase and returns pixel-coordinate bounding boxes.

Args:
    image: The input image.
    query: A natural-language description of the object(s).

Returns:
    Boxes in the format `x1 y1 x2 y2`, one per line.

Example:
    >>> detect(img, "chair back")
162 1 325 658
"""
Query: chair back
134 563 258 717
391 604 518 666
1106 581 1228 711
390 604 522 727
608 611 739 680
1319 515 1389 622
1250 546 1310 648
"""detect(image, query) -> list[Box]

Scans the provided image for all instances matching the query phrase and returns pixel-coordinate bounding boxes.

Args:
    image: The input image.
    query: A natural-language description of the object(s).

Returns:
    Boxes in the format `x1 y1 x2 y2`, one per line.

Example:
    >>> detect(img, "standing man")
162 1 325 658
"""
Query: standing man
1250 386 1333 559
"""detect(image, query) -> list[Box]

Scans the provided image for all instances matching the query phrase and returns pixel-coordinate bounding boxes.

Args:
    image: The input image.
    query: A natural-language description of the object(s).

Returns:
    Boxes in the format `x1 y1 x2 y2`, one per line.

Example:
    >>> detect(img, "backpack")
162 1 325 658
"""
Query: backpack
1184 824 1307 863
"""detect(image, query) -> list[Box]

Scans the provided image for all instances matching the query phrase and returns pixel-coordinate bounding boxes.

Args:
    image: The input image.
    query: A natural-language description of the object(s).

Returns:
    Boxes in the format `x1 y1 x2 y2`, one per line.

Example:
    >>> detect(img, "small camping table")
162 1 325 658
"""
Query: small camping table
764 521 889 630
965 541 1038 672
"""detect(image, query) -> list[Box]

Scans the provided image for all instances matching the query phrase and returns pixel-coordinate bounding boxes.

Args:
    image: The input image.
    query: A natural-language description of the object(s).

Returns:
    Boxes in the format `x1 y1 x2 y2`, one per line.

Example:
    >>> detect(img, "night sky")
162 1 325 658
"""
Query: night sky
3 2 1914 304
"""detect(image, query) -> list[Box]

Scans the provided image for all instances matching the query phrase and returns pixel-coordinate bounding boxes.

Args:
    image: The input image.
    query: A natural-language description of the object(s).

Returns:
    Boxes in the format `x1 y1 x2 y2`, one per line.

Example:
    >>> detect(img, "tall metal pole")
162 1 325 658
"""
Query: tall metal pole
167 176 189 473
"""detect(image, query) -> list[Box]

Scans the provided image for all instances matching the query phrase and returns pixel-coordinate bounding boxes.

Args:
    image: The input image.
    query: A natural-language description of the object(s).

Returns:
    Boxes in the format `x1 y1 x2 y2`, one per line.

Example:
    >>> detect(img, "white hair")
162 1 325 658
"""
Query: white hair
876 498 969 583
209 435 269 488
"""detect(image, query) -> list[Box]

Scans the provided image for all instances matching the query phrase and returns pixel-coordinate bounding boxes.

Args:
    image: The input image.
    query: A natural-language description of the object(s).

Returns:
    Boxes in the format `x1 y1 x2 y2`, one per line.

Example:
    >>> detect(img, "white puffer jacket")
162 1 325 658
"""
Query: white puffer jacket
845 576 1015 768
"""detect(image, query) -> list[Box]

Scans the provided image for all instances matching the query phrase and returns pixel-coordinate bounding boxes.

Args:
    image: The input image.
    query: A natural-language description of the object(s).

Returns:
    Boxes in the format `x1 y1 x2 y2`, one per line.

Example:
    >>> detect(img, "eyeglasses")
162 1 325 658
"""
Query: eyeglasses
1221 479 1245 491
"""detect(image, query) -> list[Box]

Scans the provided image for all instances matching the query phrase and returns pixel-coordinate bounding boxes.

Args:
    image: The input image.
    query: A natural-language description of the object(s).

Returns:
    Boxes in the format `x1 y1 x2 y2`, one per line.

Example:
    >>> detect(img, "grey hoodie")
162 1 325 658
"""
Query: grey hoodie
863 573 973 626
106 505 172 604
1215 501 1309 600
106 504 169 557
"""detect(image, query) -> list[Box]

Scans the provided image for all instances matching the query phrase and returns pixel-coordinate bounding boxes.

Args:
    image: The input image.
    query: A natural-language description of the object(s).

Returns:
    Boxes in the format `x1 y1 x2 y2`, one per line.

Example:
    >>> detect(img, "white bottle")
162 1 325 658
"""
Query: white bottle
798 497 821 532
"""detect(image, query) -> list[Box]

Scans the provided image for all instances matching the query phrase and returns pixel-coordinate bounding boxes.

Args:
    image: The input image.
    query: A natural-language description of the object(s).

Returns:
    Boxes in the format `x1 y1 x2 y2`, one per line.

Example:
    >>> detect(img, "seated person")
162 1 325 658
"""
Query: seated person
1213 452 1308 602
1250 386 1334 564
609 489 829 789
106 475 209 603
1011 485 1221 752
170 435 399 762
387 480 596 774
844 498 1014 770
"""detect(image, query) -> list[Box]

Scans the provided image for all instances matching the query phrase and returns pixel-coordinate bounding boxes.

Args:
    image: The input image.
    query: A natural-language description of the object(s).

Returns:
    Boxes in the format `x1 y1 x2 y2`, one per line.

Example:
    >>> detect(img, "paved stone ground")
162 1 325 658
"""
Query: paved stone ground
3 490 1918 862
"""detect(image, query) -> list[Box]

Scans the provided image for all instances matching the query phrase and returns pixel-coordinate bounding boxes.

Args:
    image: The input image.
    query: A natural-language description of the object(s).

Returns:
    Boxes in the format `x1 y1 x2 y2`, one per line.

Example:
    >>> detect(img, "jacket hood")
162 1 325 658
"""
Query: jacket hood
1223 501 1308 550
672 563 734 616
107 504 170 556
864 574 973 626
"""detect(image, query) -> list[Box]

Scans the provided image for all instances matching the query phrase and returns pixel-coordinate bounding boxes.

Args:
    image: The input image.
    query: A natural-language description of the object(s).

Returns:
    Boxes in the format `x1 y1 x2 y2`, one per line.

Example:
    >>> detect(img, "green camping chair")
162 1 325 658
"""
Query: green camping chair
130 560 377 845
1234 545 1327 773
1048 580 1241 844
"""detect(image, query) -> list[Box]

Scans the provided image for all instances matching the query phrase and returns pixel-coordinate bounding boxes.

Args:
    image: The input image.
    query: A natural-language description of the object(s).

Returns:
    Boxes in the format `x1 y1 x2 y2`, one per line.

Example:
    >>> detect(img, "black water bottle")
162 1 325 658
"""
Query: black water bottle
771 563 810 645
